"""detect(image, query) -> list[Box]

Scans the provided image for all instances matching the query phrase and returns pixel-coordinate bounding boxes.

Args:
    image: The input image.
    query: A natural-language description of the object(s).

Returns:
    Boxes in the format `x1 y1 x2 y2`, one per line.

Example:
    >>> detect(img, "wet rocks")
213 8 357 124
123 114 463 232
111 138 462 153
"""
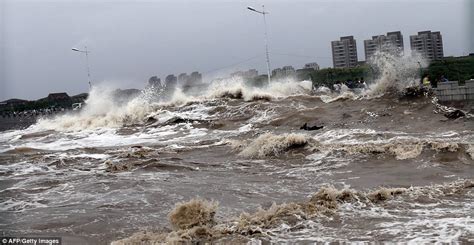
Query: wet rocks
444 109 465 119
300 123 324 131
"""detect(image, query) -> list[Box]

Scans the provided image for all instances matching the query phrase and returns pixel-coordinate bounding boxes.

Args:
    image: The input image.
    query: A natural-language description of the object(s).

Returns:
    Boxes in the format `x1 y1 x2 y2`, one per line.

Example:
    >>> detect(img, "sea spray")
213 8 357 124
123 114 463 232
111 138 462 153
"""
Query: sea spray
35 85 157 131
32 78 314 131
207 77 312 101
315 50 428 102
364 50 427 97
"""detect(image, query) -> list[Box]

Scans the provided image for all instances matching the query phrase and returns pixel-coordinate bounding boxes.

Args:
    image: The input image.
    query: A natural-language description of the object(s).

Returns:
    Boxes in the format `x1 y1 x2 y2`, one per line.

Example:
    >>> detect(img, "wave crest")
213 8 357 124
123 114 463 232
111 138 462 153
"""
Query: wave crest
208 77 312 101
34 85 155 131
112 180 473 243
168 198 218 230
235 133 310 158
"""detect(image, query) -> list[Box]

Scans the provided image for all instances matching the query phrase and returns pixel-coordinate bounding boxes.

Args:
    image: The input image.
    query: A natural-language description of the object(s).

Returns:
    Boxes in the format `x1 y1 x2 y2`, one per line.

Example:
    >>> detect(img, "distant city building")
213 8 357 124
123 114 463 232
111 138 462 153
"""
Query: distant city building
281 66 296 76
231 69 258 79
165 74 177 87
364 31 404 61
230 71 242 77
148 76 161 87
271 68 283 77
247 69 258 78
189 71 203 84
410 30 444 61
178 73 189 85
272 66 295 77
304 62 320 70
331 36 358 68
176 72 203 86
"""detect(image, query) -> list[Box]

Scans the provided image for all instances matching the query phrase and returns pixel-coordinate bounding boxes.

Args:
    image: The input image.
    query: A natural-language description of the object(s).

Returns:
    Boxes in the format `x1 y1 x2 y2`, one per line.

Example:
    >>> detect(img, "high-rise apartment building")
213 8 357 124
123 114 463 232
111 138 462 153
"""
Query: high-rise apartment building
331 36 358 68
410 31 444 61
364 31 404 61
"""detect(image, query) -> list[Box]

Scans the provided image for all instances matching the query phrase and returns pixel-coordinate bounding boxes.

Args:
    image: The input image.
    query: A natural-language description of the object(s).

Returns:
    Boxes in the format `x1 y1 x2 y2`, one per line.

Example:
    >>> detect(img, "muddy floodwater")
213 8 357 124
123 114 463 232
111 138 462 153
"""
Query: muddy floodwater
1 74 473 244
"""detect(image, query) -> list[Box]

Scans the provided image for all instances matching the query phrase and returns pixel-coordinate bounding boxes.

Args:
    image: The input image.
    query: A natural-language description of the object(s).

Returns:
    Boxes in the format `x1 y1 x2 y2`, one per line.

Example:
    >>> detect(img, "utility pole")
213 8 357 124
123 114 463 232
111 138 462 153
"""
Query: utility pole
72 46 92 89
247 5 271 84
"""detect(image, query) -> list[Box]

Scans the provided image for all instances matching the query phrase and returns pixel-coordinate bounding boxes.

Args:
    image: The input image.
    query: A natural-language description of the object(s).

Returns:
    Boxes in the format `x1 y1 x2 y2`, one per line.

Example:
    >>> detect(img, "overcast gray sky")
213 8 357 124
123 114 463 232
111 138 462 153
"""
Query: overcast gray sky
1 0 472 101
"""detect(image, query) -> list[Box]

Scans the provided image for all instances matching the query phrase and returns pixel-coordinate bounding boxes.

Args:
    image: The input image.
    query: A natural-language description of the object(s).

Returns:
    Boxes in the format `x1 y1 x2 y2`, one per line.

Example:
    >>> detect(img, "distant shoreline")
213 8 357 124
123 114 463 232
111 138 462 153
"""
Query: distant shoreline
0 112 69 132
0 116 37 132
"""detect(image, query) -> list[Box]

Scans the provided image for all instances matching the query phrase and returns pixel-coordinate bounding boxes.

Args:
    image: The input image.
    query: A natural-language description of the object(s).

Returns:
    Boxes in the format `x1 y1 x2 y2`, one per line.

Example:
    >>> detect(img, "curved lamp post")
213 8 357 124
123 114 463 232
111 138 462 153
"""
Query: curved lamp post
247 5 271 84
72 46 92 89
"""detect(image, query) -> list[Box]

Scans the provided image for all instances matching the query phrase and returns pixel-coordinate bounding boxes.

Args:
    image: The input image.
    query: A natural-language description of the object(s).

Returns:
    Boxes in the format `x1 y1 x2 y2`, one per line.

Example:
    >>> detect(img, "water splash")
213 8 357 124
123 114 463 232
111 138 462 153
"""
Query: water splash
31 78 313 131
34 85 157 131
364 51 427 97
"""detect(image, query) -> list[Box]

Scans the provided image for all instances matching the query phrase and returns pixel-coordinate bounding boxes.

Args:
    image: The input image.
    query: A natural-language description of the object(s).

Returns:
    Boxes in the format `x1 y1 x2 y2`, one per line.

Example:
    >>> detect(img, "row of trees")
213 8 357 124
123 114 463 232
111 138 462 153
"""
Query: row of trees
249 65 373 88
250 55 474 88
424 56 474 84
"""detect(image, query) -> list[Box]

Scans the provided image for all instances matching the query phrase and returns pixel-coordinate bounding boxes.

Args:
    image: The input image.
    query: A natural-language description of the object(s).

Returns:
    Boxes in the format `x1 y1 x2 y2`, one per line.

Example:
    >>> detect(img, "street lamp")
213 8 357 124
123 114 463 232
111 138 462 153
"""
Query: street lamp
72 46 92 89
247 5 271 84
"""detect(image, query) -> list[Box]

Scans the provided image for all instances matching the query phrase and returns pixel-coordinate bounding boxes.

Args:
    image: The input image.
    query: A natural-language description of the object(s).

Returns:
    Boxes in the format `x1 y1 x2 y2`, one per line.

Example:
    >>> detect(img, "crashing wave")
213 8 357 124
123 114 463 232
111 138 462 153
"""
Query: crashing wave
236 132 472 161
334 141 425 160
314 50 427 103
34 85 157 131
326 138 472 160
31 78 313 131
208 77 312 102
319 91 358 103
363 51 427 97
112 179 473 244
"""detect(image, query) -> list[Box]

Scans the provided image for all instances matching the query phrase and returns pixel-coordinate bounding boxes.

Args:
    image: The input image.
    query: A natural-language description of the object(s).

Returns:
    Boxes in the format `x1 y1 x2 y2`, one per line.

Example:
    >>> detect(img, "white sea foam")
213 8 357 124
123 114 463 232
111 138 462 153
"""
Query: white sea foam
315 50 428 103
34 85 156 131
207 77 312 101
364 51 427 97
25 77 313 132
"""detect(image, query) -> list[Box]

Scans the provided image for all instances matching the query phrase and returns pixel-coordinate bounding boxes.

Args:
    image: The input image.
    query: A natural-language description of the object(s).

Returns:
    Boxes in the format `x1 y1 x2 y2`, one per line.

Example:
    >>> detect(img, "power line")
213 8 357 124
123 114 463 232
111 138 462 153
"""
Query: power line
203 54 264 75
271 52 332 59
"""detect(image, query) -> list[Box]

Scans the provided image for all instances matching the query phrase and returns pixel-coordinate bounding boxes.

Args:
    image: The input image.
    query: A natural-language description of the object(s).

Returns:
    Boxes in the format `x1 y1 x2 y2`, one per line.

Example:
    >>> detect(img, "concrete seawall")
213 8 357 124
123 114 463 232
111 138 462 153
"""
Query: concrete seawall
434 79 474 102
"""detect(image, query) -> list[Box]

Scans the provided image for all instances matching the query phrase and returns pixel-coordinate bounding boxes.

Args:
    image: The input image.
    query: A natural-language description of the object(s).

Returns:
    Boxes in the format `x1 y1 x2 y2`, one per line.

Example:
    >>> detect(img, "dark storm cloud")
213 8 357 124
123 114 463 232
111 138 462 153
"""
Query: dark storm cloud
1 0 469 100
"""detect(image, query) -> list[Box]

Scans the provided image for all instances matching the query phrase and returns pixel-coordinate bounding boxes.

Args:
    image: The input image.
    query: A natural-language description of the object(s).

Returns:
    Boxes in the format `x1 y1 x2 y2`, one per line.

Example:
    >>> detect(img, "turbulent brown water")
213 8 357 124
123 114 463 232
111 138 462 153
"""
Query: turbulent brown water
1 55 473 244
